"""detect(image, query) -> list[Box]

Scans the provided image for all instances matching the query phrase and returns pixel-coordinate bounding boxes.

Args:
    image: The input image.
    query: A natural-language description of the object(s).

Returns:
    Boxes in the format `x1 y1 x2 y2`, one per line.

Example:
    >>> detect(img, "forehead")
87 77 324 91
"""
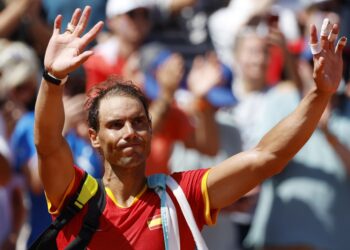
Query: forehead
237 33 267 50
98 95 147 121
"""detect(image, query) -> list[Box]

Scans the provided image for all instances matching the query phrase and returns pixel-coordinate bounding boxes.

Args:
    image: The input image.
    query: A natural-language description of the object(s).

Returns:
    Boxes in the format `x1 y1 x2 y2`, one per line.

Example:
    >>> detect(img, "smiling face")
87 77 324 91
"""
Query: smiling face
89 95 152 170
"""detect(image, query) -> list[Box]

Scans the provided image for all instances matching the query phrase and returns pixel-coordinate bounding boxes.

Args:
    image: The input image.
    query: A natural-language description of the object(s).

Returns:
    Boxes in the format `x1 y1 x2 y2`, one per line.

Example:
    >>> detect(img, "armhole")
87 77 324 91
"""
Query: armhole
201 169 220 226
46 172 77 215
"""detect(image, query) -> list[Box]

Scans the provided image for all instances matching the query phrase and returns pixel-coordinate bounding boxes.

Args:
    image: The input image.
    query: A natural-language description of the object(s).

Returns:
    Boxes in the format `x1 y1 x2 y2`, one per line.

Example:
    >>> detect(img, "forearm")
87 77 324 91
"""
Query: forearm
34 79 66 156
0 155 11 186
256 88 331 170
189 98 219 155
149 91 173 133
169 0 197 12
322 128 350 174
0 1 28 37
10 187 26 244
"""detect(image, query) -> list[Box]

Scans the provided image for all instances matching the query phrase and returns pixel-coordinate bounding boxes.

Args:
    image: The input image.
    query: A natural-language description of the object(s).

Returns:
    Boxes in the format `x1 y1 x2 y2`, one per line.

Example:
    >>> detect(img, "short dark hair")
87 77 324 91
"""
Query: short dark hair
85 76 151 131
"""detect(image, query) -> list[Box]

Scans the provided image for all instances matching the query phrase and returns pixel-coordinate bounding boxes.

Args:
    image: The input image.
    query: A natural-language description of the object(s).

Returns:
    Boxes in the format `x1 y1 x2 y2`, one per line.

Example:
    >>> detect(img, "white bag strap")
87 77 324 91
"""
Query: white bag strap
148 174 180 250
166 176 208 250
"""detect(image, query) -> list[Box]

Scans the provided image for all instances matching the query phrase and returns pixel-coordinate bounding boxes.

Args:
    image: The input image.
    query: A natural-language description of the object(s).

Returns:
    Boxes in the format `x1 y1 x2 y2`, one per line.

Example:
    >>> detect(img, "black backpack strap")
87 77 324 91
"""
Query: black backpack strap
28 172 95 250
65 179 106 250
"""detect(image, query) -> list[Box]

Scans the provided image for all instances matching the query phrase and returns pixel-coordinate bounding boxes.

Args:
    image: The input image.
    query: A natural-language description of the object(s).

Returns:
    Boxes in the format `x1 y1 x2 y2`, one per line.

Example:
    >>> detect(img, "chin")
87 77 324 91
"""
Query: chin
118 157 134 165
116 156 145 169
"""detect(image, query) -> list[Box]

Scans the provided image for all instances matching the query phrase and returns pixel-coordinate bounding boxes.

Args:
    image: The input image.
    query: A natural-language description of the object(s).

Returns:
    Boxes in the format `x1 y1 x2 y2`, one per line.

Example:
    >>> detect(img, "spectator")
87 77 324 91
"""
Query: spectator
138 43 231 175
0 110 26 250
0 39 39 139
0 0 52 59
83 0 153 91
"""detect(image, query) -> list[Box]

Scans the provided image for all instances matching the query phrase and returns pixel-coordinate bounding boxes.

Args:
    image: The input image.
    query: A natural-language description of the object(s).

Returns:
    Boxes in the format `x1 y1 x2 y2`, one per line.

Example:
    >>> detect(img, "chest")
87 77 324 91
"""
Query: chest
57 190 196 250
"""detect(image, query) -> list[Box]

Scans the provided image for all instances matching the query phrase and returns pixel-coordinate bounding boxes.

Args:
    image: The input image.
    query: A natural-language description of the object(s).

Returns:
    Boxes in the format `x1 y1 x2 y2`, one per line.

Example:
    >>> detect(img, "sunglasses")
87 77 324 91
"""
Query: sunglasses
126 8 150 20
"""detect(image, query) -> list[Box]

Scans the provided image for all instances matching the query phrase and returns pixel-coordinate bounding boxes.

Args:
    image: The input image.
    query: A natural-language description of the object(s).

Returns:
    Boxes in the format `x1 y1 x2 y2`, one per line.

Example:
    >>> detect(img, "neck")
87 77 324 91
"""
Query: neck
103 163 147 207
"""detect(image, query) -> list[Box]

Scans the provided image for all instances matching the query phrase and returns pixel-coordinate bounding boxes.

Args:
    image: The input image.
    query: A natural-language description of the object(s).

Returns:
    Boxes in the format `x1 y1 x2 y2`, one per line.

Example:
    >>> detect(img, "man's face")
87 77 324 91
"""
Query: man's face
90 95 152 169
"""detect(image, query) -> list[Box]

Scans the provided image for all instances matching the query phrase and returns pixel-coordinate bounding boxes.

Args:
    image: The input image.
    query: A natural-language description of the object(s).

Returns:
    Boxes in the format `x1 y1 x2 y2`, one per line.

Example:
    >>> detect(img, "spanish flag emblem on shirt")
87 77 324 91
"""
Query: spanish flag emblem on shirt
147 214 162 230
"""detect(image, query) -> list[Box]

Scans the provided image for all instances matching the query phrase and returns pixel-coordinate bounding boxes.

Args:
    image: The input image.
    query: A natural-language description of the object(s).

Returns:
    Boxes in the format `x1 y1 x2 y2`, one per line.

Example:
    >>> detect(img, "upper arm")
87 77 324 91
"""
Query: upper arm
0 154 11 186
207 148 279 209
37 137 75 208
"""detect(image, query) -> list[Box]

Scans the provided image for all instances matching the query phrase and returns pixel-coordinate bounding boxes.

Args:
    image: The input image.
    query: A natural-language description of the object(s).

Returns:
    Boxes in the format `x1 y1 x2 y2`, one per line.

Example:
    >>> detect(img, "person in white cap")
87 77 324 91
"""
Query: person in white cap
83 0 153 91
33 5 346 250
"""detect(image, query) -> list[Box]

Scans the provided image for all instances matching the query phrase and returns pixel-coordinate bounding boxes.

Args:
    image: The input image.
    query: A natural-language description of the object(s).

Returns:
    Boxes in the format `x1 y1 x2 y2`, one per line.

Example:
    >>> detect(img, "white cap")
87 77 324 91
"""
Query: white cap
106 0 151 19
0 39 39 96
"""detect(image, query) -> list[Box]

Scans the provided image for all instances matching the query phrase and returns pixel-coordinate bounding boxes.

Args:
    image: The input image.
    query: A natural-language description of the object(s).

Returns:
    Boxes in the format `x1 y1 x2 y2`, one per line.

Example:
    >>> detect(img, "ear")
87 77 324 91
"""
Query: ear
148 121 153 137
89 128 100 149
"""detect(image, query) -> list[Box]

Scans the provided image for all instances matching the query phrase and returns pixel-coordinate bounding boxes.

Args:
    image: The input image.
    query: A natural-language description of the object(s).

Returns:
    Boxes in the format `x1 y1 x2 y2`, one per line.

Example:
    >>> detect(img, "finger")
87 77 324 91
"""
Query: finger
192 55 204 69
309 24 318 44
328 24 339 51
335 36 347 56
69 8 82 27
65 9 81 34
320 18 332 50
309 24 322 56
80 21 104 48
206 51 219 64
53 15 63 35
74 6 91 36
72 50 94 66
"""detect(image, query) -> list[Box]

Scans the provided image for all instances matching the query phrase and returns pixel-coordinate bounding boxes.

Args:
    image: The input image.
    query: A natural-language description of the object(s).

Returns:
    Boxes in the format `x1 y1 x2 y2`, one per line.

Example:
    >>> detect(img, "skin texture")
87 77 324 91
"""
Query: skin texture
34 6 346 212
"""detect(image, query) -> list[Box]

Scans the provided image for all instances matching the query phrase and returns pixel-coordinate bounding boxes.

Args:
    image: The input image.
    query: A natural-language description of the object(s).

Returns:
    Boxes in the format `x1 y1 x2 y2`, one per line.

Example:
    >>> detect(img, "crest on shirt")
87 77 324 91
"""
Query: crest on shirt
147 214 162 230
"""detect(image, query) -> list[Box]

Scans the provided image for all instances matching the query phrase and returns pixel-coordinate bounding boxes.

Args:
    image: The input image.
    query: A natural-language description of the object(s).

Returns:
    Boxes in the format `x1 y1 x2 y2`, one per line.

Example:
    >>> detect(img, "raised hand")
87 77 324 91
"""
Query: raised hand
310 19 347 94
44 6 104 79
156 53 185 96
187 53 222 98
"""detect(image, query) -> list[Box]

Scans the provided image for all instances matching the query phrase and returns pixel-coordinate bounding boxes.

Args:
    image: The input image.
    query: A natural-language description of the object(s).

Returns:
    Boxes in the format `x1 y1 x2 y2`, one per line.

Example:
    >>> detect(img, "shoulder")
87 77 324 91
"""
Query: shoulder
170 169 209 192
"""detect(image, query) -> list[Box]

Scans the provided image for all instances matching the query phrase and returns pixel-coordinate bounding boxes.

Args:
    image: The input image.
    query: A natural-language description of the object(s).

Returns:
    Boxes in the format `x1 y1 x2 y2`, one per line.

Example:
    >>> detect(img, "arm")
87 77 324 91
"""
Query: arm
184 53 221 155
22 0 52 59
0 135 11 186
168 0 197 13
34 6 103 207
0 154 11 186
319 103 350 174
207 21 347 209
0 0 31 37
2 186 26 250
149 53 184 132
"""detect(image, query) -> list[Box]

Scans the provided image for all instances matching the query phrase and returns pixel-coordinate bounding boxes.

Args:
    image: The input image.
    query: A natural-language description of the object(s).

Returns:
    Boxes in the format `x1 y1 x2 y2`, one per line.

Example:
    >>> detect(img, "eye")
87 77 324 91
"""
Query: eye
132 117 149 129
109 120 124 130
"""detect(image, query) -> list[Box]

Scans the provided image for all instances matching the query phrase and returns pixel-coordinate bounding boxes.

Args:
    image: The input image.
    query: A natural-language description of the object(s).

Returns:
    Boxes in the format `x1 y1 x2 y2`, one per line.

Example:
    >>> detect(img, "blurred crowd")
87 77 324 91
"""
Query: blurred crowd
0 0 350 249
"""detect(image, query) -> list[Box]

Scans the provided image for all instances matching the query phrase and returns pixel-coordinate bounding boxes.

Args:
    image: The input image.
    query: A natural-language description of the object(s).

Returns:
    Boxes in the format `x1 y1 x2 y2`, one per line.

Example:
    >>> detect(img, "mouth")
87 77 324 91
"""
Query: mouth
120 142 142 149
118 142 143 157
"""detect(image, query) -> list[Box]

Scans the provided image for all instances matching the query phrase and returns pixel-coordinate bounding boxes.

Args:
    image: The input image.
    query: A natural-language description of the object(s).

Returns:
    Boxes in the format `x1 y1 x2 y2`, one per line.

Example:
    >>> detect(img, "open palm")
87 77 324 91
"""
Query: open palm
310 20 347 94
44 6 104 79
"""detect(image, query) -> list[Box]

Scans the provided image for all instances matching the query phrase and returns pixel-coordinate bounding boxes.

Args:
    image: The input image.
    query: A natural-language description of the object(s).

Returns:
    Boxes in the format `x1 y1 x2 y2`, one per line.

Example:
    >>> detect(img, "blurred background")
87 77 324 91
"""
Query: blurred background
1 0 350 249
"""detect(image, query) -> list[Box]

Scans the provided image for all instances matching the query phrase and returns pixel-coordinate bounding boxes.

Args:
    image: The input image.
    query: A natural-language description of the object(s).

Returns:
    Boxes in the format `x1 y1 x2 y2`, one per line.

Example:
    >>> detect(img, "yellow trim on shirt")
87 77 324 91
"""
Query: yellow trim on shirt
47 173 98 215
201 169 219 226
47 173 76 215
106 184 148 208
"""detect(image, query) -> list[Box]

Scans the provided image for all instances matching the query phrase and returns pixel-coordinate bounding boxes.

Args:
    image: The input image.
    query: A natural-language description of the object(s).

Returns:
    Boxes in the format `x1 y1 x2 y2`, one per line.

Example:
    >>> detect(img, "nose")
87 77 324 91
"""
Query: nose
123 121 136 139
